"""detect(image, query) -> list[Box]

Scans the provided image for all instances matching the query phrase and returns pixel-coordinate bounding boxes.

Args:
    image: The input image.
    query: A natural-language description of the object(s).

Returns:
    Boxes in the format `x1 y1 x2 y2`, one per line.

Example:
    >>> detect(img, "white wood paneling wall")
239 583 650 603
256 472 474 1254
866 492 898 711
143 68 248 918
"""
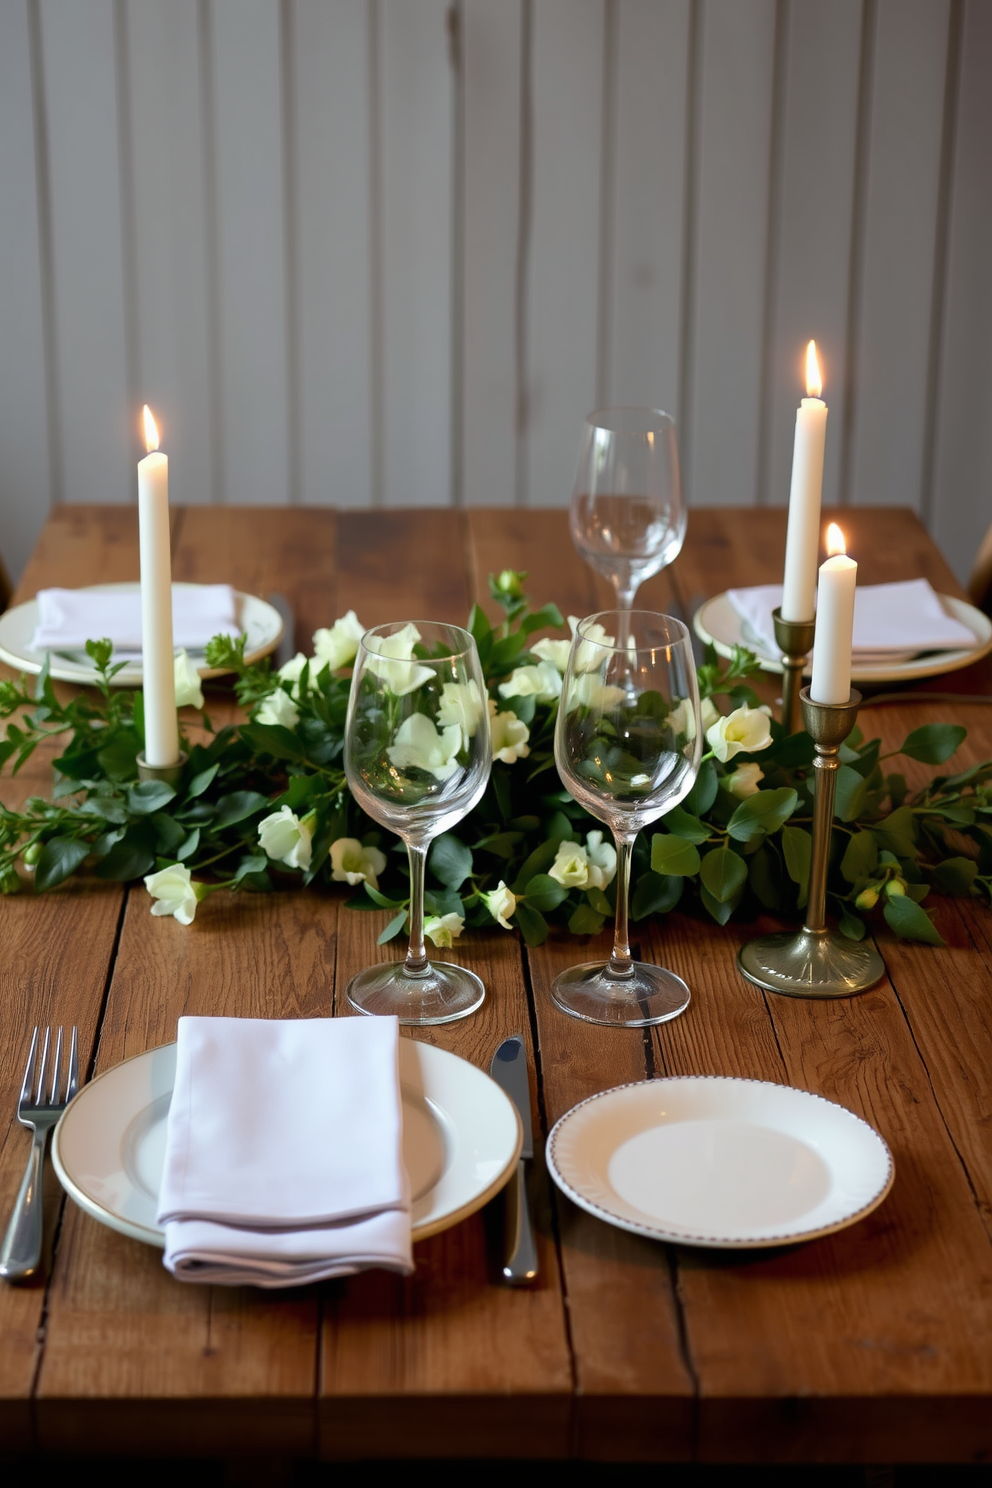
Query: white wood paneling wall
0 0 988 583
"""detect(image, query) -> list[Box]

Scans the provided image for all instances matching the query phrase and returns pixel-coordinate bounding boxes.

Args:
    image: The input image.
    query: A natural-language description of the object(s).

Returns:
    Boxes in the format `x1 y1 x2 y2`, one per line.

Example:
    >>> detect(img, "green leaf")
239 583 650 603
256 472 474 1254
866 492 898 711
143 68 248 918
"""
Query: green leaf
840 830 878 884
664 805 712 844
630 871 682 919
186 763 220 798
650 833 701 877
232 854 269 885
94 827 157 881
872 805 917 859
568 904 605 935
782 825 812 893
725 787 798 843
473 831 523 859
585 886 613 915
519 602 564 636
176 827 201 862
512 837 561 893
700 883 737 925
748 845 786 911
883 893 944 945
699 845 747 903
430 833 473 889
126 780 177 815
932 856 979 896
467 603 492 645
834 765 867 823
522 872 568 913
241 723 307 762
148 812 186 855
378 908 408 945
34 837 90 892
899 723 967 765
96 734 142 781
682 758 718 816
514 901 549 946
362 882 405 910
213 791 270 829
838 905 867 941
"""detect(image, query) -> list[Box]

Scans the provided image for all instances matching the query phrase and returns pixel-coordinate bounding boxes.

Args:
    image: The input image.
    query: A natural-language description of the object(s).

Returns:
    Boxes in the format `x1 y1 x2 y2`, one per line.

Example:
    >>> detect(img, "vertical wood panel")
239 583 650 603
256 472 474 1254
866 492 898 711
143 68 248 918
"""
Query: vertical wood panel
605 0 690 418
932 0 992 584
40 0 132 506
764 0 863 513
294 0 374 509
0 0 52 577
126 0 214 505
461 0 522 508
211 0 290 505
688 0 777 506
526 0 605 508
378 0 454 508
847 0 950 514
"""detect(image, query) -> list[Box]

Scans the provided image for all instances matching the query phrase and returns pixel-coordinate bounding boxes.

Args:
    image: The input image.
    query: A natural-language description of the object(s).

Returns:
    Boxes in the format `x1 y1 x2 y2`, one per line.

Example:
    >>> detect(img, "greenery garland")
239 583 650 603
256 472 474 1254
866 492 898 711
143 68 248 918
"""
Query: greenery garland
0 571 989 948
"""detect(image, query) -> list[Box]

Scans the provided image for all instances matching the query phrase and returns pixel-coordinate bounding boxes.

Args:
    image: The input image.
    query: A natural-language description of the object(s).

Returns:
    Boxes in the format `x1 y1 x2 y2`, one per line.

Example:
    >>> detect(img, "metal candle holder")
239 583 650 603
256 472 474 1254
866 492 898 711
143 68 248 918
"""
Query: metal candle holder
737 686 885 999
772 607 816 736
136 750 188 787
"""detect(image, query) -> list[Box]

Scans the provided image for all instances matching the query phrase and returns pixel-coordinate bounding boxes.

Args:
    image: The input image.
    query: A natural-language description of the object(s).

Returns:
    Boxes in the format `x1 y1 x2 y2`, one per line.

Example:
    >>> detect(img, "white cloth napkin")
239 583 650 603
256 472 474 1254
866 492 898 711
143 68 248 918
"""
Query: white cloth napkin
30 584 238 657
726 579 977 663
156 1015 413 1288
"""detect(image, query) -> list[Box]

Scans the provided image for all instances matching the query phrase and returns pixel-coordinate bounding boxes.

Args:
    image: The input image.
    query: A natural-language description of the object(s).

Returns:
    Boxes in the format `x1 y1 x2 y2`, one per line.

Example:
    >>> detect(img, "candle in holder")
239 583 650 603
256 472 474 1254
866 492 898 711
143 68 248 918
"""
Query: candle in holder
138 405 179 768
810 523 857 704
781 341 828 622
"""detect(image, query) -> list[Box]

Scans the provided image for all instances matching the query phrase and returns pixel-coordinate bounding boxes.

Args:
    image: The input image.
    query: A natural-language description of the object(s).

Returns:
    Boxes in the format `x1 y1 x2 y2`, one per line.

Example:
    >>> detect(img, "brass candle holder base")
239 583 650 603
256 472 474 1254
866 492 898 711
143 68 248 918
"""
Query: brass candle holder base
136 750 188 787
772 607 816 736
738 686 885 1000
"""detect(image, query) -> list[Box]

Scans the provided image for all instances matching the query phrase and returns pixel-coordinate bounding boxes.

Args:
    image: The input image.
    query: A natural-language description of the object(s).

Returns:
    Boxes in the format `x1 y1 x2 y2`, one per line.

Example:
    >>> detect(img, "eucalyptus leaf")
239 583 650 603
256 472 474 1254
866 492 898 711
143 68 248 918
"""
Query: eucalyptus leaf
514 901 549 946
699 846 747 903
522 873 568 913
568 904 605 936
932 856 978 896
700 883 737 925
34 837 90 892
900 723 967 765
664 805 712 844
650 834 701 877
630 871 682 920
726 787 798 843
430 833 473 889
782 825 813 891
883 892 944 945
834 765 867 823
840 830 878 884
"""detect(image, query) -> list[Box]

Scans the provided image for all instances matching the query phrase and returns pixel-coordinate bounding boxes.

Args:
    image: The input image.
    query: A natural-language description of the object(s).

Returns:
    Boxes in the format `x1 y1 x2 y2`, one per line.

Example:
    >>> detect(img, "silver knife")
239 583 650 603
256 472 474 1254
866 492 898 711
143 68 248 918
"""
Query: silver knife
490 1035 539 1285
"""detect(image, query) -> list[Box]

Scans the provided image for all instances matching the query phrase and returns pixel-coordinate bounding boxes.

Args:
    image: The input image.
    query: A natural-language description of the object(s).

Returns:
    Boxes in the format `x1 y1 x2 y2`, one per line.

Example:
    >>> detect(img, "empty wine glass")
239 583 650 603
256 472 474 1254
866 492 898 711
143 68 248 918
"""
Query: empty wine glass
553 611 701 1026
344 621 491 1024
570 408 686 618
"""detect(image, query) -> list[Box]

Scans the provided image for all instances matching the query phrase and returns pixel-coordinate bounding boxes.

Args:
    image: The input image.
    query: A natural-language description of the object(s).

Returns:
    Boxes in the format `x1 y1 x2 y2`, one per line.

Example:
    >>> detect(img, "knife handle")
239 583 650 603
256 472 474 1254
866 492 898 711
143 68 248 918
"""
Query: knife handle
502 1158 538 1285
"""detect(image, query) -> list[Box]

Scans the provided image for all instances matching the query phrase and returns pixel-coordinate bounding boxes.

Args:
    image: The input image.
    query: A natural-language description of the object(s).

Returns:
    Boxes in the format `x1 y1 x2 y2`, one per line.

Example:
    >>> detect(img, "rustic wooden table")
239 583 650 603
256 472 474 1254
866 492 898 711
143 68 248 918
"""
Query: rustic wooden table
1 504 991 1466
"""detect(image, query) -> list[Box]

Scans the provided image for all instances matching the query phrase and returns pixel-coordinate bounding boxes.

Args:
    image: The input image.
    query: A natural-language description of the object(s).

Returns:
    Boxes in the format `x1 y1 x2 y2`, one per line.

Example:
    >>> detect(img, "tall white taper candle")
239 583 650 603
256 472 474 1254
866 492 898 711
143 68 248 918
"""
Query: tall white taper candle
138 406 179 767
810 553 857 704
781 341 828 622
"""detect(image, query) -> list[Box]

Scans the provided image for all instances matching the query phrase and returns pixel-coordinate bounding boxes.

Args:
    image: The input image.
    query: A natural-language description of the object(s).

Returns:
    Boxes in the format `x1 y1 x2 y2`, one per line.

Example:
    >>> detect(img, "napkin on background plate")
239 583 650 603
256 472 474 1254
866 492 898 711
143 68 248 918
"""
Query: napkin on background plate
726 579 977 663
156 1015 413 1288
30 584 238 657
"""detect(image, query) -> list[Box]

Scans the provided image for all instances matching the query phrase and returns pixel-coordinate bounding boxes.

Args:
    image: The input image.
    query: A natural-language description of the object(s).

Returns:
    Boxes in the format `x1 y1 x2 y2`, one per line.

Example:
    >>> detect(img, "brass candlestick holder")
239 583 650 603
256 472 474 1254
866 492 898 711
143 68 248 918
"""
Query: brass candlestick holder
772 607 816 736
136 750 188 787
737 686 885 998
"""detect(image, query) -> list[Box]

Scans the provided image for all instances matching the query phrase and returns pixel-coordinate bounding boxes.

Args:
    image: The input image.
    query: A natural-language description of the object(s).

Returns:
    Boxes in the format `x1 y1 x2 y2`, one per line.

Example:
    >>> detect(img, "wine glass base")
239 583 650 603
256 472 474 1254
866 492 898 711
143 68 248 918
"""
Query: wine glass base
551 961 690 1027
346 961 485 1026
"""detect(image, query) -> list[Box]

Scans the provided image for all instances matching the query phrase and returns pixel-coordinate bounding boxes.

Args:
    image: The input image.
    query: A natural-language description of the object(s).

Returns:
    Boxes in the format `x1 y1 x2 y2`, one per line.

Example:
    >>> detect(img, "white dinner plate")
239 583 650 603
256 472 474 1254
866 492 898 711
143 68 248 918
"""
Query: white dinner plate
693 591 992 685
547 1075 893 1249
0 583 283 688
52 1039 522 1247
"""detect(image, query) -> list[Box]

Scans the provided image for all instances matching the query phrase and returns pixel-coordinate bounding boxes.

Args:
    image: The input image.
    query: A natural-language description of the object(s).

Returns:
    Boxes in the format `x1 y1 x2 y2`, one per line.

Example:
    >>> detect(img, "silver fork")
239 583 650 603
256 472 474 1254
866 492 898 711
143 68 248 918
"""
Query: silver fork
0 1026 78 1282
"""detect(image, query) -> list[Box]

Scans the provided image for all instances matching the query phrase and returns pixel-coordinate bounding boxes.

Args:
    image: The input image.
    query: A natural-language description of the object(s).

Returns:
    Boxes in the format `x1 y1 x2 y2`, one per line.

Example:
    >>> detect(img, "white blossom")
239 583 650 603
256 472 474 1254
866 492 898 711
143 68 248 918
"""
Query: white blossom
255 687 300 730
584 830 617 889
548 840 592 889
482 880 517 929
364 623 433 696
329 837 388 889
531 636 572 674
568 615 616 673
313 610 365 671
277 652 310 698
257 805 314 870
386 713 462 781
437 678 485 750
144 863 202 925
727 762 765 799
488 699 530 763
498 660 562 702
706 703 773 763
173 649 204 710
424 912 465 948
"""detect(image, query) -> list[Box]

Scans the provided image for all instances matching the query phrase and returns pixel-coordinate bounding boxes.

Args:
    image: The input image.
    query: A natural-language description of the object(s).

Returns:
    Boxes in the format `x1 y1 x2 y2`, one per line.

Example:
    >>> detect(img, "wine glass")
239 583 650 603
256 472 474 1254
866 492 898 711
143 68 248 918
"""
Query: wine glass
553 611 701 1027
570 408 686 620
344 621 491 1024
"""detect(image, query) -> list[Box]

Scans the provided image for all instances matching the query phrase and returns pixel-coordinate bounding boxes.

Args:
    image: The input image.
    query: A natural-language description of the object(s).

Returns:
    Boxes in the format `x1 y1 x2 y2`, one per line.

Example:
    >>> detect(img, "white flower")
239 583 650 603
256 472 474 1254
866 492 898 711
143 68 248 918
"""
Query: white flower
313 611 365 671
531 636 572 673
482 880 517 929
727 762 765 799
584 830 617 889
144 864 202 925
364 623 433 696
566 672 628 712
498 661 562 702
488 699 530 763
437 679 485 750
667 698 697 741
277 652 310 698
701 696 720 732
255 687 300 730
706 703 774 763
424 912 464 948
329 837 388 889
173 649 204 710
549 840 591 889
257 805 314 870
386 713 463 781
568 615 615 672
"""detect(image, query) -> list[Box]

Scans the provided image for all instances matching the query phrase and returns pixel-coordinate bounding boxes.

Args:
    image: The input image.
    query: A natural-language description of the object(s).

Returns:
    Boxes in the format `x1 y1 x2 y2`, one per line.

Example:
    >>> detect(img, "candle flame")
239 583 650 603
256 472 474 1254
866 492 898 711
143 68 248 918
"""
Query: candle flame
826 522 846 557
805 340 823 398
142 404 160 453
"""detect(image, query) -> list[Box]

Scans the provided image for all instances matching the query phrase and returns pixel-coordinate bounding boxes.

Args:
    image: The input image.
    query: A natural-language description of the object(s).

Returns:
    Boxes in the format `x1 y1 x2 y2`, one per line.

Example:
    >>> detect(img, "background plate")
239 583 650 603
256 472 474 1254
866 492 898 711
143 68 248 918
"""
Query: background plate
0 582 283 687
52 1039 522 1247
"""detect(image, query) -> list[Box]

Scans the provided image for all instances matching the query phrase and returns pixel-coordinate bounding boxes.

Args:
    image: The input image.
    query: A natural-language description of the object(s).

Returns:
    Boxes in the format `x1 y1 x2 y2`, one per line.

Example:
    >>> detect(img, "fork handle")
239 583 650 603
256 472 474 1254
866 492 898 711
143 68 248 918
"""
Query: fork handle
0 1129 48 1281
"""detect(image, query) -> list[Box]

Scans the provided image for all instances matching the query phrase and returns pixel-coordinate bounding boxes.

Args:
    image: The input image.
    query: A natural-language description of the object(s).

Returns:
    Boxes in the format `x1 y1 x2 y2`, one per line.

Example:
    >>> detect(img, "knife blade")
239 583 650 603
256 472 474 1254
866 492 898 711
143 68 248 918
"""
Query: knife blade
490 1035 538 1285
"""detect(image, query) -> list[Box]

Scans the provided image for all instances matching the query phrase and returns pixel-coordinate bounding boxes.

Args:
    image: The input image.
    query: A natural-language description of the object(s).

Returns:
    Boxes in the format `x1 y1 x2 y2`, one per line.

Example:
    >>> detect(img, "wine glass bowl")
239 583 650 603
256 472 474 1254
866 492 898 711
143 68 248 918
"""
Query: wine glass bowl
570 408 686 610
553 611 701 1027
344 621 491 1024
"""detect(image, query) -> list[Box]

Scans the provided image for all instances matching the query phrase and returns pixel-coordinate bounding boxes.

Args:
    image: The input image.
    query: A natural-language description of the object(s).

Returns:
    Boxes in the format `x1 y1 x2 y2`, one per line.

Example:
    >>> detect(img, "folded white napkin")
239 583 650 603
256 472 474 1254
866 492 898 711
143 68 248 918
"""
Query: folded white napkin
727 579 977 662
156 1015 413 1288
30 584 238 658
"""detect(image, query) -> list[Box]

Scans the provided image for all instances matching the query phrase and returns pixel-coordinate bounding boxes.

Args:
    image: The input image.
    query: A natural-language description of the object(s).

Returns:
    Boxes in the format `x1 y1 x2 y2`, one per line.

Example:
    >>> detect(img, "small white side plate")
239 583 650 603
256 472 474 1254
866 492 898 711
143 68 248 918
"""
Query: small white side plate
693 591 992 685
52 1039 522 1247
0 583 283 687
547 1075 893 1249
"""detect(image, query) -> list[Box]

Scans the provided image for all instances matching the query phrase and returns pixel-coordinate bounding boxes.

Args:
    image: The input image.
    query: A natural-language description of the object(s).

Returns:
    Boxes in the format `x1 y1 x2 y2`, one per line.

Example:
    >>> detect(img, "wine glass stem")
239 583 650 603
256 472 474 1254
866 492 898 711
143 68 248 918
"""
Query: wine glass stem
403 841 430 976
607 833 637 979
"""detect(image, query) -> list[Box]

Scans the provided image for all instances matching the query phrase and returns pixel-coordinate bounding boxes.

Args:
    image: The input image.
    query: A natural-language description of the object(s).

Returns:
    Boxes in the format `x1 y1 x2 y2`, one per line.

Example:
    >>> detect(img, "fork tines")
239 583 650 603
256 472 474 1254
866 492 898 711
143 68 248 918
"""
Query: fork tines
19 1025 79 1108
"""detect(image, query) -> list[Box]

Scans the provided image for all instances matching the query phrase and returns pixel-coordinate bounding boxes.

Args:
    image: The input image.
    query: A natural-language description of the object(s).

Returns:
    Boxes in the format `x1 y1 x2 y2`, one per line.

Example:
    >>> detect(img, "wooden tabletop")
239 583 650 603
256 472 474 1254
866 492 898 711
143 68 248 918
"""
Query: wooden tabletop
1 504 991 1466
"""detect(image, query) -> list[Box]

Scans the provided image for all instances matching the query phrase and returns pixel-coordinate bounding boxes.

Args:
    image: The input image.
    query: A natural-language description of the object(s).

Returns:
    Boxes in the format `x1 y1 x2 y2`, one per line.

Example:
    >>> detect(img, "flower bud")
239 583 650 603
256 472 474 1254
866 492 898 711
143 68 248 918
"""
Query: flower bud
855 885 880 911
